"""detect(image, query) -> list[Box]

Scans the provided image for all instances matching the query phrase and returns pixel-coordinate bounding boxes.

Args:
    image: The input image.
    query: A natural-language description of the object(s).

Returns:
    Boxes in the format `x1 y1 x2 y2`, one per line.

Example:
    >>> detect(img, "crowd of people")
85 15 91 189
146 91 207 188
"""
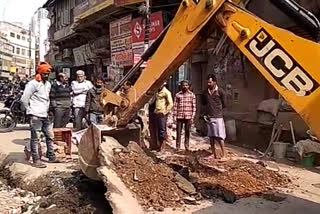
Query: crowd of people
20 63 106 168
18 61 227 168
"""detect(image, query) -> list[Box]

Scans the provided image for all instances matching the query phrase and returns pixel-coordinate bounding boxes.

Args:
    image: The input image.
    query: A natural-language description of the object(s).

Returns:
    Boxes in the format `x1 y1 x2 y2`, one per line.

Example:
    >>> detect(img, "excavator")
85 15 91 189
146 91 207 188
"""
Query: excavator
78 0 320 182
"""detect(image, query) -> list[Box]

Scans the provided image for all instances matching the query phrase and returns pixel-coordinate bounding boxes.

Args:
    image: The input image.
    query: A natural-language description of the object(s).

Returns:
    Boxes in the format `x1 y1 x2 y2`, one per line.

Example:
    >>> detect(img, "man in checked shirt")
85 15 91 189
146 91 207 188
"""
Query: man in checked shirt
173 80 196 151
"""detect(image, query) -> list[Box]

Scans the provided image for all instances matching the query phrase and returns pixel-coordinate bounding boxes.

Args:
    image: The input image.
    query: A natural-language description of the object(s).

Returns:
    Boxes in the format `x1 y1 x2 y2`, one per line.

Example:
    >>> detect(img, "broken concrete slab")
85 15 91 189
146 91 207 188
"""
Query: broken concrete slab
98 136 144 214
172 172 196 195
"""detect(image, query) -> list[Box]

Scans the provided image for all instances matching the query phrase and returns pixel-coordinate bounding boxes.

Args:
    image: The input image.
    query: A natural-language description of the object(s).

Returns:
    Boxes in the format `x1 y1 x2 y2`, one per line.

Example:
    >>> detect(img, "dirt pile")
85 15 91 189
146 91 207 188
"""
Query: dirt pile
165 153 291 203
112 144 189 211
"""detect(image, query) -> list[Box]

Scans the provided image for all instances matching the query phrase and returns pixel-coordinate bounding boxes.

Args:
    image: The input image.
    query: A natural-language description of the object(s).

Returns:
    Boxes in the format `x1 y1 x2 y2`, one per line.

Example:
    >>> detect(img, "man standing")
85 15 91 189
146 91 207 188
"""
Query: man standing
71 70 93 131
85 77 105 125
50 73 72 128
21 62 57 168
202 74 227 159
154 82 173 151
173 80 196 151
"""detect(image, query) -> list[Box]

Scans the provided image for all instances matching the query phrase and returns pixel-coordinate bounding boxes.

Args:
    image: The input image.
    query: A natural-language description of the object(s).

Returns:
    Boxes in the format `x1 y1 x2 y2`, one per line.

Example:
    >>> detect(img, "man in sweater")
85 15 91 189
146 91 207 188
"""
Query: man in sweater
21 62 57 168
50 73 72 128
85 77 105 124
202 74 227 160
173 80 196 151
71 70 93 131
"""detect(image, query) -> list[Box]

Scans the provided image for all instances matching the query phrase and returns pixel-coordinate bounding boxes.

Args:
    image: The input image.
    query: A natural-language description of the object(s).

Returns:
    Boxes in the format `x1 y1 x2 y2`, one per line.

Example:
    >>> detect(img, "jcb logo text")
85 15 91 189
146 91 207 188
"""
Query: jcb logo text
245 29 319 96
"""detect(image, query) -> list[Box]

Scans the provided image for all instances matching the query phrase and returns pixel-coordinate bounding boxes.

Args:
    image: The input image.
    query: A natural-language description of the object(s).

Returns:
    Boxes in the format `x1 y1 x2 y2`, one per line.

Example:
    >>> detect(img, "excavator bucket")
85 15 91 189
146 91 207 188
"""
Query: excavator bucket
78 124 141 180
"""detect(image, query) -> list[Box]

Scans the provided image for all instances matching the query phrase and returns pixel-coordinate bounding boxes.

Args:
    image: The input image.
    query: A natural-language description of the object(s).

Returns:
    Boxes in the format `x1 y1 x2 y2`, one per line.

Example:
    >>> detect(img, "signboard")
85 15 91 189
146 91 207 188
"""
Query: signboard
74 0 109 17
114 0 144 6
131 11 163 66
110 15 133 67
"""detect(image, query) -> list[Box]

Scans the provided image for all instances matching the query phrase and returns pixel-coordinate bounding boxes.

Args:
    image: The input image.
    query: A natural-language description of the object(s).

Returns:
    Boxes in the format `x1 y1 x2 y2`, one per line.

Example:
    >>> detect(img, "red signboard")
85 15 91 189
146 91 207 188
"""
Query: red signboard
131 11 163 43
131 11 163 67
115 0 144 6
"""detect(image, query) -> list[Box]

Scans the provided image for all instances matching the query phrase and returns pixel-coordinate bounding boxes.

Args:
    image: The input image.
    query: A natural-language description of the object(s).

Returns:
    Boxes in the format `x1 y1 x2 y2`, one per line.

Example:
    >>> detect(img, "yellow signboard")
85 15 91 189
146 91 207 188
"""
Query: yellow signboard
10 66 16 73
114 0 144 6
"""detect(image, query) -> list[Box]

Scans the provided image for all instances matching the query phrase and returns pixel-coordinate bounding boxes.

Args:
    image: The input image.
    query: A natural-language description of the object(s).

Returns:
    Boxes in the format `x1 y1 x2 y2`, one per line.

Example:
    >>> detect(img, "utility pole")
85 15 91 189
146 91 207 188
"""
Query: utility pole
144 0 151 52
29 24 32 77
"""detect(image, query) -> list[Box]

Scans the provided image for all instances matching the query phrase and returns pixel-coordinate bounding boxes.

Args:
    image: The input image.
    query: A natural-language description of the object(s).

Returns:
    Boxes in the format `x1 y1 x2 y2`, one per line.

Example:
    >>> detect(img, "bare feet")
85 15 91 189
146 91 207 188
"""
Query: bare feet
159 141 166 152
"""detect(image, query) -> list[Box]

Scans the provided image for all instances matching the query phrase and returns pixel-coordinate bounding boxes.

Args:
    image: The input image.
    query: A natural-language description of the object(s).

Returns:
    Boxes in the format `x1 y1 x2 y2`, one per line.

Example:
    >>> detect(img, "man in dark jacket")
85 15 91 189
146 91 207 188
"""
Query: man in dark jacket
85 77 105 124
50 73 72 128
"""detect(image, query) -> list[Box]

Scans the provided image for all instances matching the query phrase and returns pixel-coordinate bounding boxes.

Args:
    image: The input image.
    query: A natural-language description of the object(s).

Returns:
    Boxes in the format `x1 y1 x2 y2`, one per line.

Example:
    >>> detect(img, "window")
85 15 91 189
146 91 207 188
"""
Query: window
22 49 26 56
22 36 26 41
12 46 15 53
17 35 21 40
10 32 15 38
16 47 20 55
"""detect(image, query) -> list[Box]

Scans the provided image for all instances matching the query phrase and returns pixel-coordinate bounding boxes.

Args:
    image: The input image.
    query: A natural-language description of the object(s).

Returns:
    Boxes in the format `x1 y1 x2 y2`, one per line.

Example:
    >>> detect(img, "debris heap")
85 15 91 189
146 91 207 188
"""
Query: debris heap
165 153 291 203
112 144 189 211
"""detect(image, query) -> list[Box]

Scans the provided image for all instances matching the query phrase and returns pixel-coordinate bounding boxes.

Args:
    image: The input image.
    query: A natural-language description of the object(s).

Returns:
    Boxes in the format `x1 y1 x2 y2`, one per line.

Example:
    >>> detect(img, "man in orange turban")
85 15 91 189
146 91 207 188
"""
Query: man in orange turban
21 62 59 168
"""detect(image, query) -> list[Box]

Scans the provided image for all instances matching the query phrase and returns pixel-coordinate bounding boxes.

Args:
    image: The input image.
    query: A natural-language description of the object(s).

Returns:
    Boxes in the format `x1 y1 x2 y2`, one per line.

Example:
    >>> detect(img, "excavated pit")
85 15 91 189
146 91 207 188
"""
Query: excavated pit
0 167 112 214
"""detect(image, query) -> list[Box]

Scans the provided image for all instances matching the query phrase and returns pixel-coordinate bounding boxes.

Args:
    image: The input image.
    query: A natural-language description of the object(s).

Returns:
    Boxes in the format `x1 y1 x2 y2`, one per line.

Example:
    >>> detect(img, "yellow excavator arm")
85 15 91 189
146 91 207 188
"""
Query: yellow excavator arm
101 0 320 139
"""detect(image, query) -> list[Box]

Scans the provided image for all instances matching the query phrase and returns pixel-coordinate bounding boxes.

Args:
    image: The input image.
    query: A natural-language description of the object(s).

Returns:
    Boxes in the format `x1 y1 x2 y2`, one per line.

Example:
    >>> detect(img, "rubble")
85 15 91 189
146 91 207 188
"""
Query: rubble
164 152 291 203
111 141 189 211
0 178 42 214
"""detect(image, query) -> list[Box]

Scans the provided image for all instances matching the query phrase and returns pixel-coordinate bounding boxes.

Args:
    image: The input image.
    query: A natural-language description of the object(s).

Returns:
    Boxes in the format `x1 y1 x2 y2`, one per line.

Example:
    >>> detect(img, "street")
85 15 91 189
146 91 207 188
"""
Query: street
1 0 320 213
0 126 319 213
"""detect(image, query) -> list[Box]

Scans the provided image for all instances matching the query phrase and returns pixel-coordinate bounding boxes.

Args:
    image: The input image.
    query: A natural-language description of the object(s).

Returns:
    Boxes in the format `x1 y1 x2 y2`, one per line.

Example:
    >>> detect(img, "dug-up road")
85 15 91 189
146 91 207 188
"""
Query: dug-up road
0 126 320 214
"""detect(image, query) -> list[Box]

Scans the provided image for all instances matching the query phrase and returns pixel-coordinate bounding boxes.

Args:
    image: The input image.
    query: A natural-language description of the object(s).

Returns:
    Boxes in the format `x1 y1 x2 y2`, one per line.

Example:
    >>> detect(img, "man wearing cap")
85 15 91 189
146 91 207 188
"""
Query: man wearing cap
71 70 93 131
21 62 58 168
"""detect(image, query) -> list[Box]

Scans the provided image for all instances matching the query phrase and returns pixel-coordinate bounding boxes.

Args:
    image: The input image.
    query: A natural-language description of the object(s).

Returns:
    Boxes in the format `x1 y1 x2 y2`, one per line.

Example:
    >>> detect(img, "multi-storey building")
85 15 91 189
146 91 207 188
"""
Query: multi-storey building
0 21 36 78
31 8 51 64
43 0 178 81
0 33 14 79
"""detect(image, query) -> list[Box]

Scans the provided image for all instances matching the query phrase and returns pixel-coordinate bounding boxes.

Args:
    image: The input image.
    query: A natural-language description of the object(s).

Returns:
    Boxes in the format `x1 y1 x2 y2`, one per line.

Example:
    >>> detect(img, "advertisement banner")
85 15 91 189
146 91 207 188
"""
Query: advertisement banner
110 15 133 66
114 0 144 6
131 11 163 66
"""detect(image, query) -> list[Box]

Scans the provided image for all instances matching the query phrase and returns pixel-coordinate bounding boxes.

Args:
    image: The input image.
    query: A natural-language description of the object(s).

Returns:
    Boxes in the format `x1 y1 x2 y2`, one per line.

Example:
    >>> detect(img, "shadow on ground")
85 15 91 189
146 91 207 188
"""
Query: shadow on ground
193 194 320 214
12 139 28 146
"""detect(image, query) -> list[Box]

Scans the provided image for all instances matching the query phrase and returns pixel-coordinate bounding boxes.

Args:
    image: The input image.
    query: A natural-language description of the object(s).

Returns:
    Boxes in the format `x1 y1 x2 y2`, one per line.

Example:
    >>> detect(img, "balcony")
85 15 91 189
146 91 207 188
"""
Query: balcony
53 25 74 42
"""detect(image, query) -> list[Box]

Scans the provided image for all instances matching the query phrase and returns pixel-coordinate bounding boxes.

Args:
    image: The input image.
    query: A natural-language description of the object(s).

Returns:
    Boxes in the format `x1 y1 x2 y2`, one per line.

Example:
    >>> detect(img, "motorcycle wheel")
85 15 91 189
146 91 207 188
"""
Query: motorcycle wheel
0 113 16 132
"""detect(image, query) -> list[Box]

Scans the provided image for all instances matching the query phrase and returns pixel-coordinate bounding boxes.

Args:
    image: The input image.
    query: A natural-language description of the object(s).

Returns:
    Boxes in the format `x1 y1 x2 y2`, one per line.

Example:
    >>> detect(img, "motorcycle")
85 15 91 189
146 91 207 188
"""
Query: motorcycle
0 91 29 132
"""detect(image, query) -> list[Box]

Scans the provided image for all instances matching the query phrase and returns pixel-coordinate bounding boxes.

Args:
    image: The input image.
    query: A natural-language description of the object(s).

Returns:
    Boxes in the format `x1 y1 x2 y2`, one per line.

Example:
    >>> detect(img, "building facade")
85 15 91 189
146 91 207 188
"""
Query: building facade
43 0 179 83
31 8 51 64
43 0 317 150
0 21 36 78
0 34 14 79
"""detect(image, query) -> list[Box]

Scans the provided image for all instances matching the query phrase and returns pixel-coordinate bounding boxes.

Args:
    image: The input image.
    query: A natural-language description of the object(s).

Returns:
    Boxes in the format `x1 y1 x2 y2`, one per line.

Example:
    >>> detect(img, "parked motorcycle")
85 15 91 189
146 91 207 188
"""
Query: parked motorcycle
0 92 29 132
